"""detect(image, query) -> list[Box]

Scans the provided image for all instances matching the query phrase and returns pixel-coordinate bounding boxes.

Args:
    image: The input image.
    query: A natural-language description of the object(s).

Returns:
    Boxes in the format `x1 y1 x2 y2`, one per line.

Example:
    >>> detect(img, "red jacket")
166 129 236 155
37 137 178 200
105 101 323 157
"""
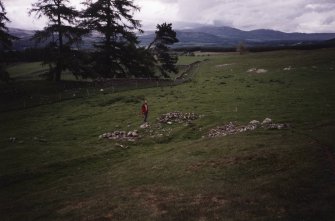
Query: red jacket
141 103 148 113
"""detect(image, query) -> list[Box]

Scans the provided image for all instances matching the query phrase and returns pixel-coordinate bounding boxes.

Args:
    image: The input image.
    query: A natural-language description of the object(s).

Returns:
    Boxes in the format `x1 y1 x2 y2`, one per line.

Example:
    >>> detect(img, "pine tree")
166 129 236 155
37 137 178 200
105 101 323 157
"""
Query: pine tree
0 0 18 82
148 23 179 77
82 0 150 78
29 0 87 81
0 1 17 49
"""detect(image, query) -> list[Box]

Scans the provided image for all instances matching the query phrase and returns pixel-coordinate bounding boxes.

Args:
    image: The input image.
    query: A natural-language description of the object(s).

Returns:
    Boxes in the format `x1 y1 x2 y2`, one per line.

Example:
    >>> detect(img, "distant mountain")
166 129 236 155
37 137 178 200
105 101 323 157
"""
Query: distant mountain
188 26 335 41
7 28 36 50
140 26 335 48
7 26 335 50
6 28 98 51
139 31 240 47
325 38 335 44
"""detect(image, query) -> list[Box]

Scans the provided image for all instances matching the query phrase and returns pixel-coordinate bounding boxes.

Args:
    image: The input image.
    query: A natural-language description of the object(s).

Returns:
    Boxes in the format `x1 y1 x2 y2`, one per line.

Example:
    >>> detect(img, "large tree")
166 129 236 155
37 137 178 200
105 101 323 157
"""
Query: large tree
0 0 18 82
82 0 152 78
29 0 86 81
0 1 17 49
147 23 179 77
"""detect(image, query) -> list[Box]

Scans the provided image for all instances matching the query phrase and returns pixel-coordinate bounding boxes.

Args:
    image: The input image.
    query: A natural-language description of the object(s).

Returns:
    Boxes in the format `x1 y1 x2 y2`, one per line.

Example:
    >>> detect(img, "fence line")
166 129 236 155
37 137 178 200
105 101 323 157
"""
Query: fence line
0 61 204 112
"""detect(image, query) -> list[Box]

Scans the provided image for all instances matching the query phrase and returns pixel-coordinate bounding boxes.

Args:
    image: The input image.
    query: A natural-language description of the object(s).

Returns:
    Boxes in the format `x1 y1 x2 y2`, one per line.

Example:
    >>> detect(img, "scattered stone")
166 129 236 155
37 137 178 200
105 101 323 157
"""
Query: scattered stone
115 143 128 149
262 118 272 124
216 63 235 68
263 123 290 130
9 137 16 142
99 130 139 142
283 66 292 71
158 112 199 124
247 68 257 72
131 131 139 137
249 120 260 125
208 118 289 138
208 122 258 137
208 122 238 137
140 122 150 129
256 69 268 74
124 130 138 137
247 68 268 74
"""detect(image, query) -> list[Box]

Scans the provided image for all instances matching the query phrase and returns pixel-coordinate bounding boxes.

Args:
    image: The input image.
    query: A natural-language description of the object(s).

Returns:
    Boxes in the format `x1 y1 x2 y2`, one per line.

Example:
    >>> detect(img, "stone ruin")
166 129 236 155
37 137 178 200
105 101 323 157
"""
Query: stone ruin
99 130 139 142
158 111 200 124
99 111 201 142
247 68 268 74
98 114 288 142
283 66 293 71
208 118 289 138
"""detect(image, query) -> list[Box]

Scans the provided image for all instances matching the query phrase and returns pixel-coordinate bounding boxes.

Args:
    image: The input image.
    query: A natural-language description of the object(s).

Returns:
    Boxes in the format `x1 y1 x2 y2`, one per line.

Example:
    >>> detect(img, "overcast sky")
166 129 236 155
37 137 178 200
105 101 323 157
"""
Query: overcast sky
2 0 335 33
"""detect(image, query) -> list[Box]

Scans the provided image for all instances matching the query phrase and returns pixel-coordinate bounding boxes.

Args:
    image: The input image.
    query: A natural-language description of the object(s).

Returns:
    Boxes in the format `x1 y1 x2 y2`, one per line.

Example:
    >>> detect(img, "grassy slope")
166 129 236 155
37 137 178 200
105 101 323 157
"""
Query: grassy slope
1 49 335 221
7 62 48 79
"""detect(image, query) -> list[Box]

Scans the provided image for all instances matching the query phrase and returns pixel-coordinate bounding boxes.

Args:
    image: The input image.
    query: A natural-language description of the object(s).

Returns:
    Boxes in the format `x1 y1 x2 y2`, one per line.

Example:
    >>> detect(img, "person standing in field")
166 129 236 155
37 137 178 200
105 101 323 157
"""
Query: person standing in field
141 100 149 123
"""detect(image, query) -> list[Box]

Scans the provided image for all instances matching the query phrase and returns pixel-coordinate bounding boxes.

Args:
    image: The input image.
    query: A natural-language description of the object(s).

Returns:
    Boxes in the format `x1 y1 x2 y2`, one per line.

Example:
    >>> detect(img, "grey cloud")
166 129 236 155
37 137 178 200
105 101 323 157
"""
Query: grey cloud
324 16 335 25
212 20 233 27
172 0 335 33
3 0 335 33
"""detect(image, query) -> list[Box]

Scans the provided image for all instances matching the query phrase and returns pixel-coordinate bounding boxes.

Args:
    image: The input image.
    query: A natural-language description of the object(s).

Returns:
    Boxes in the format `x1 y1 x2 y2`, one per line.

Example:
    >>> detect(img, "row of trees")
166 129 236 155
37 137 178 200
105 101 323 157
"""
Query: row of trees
0 0 179 82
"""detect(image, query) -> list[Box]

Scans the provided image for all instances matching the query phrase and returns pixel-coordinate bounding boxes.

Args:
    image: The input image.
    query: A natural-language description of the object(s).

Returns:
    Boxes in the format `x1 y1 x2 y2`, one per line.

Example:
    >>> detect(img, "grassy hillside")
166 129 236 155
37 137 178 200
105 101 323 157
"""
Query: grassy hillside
1 49 335 220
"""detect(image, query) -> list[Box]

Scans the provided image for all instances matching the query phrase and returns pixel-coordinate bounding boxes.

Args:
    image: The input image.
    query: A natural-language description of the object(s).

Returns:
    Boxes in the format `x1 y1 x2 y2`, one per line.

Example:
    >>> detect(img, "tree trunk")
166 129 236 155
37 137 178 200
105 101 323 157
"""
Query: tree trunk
105 0 112 76
147 37 157 50
55 0 63 82
55 64 61 81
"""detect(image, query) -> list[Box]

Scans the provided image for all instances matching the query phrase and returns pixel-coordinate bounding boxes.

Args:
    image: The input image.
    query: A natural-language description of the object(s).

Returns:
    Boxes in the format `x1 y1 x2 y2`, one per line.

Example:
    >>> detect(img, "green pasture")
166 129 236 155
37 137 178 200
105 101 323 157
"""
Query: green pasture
1 49 335 220
6 62 47 79
6 62 84 81
177 55 208 65
6 55 203 81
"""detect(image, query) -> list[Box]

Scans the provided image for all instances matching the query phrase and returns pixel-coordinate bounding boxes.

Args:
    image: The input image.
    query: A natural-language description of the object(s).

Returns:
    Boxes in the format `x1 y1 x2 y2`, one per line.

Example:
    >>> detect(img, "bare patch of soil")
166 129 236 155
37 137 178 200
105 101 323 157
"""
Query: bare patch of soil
131 186 229 219
187 151 277 172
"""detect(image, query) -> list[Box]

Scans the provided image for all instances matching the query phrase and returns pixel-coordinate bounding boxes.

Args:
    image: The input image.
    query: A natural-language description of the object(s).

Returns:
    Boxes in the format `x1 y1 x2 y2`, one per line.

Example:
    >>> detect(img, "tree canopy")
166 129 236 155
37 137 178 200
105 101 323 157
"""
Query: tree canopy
2 1 180 82
29 0 87 81
0 0 18 82
148 23 179 77
0 0 18 49
81 0 153 78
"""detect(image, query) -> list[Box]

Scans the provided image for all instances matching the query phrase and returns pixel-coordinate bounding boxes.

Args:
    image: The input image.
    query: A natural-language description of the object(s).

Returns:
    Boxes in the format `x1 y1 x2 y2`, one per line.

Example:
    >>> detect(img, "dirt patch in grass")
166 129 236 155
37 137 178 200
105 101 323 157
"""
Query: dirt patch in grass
131 187 288 220
131 186 229 219
57 194 122 220
58 201 89 215
187 151 278 172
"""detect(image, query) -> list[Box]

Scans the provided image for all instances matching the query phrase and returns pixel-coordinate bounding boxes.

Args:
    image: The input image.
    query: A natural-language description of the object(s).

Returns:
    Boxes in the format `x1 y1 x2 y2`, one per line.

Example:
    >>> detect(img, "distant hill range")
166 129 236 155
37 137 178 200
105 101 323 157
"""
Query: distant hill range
7 26 335 50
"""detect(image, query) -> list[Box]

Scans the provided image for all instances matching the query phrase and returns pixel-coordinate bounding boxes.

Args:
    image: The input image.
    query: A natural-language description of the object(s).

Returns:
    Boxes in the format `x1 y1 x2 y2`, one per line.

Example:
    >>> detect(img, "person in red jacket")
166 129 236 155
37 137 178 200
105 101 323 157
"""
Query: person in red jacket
141 100 149 123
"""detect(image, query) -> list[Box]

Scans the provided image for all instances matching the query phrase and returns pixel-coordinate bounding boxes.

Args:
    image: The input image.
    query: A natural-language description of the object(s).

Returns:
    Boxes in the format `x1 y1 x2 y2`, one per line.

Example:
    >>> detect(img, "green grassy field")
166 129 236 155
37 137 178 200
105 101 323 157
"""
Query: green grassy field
6 62 87 81
1 49 335 220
